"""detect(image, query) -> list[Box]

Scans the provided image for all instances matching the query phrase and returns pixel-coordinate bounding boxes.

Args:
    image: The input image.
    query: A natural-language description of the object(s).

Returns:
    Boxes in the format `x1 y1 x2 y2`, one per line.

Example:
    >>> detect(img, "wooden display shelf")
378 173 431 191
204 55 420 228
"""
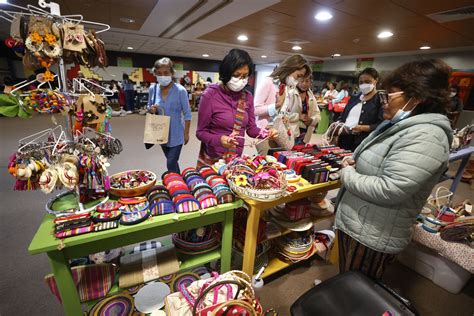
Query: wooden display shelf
263 214 335 243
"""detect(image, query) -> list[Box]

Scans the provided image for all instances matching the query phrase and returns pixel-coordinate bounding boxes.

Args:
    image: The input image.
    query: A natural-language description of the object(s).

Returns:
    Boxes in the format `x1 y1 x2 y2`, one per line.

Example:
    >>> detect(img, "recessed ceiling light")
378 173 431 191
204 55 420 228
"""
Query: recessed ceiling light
237 34 248 41
120 17 135 23
377 31 394 39
419 45 431 50
127 46 134 50
292 45 302 51
332 53 341 57
261 55 267 58
315 11 333 21
202 54 209 57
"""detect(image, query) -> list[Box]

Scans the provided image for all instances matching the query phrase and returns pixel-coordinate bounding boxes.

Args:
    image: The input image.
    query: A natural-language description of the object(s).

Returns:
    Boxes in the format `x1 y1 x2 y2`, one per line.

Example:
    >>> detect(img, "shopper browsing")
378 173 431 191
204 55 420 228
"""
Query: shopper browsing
122 74 135 114
335 59 453 279
253 54 311 155
334 68 384 151
196 48 277 167
295 74 320 144
446 84 463 128
147 57 192 173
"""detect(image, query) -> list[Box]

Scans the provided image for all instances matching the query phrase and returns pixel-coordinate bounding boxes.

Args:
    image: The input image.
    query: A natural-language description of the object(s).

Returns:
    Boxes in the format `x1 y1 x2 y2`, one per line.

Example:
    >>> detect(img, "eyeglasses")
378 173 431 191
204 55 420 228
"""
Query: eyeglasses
379 91 404 104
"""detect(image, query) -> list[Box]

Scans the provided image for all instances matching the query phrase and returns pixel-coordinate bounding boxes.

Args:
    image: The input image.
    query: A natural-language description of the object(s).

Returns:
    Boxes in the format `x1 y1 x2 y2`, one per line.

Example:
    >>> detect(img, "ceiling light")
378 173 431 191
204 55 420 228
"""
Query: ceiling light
120 17 135 23
315 11 333 21
261 55 267 58
0 0 8 3
419 45 431 50
332 53 341 57
202 54 210 57
237 34 248 41
127 46 134 50
377 31 394 39
292 45 302 51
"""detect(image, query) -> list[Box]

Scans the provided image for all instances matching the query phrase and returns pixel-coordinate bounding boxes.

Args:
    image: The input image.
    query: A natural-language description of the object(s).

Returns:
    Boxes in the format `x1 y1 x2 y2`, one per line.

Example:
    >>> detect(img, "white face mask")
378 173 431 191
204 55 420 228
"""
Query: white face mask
391 97 414 123
226 76 248 92
450 92 456 98
156 76 172 86
359 83 375 95
286 75 298 87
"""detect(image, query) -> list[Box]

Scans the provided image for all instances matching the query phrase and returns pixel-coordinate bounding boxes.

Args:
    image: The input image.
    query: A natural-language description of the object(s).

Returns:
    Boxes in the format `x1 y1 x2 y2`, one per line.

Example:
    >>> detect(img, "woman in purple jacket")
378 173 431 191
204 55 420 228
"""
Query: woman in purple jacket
196 49 277 166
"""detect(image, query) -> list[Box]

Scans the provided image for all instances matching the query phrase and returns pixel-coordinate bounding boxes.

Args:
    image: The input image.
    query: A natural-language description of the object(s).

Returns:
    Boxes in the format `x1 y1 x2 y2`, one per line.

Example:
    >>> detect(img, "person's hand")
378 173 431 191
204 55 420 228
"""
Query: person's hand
341 157 355 168
184 133 190 145
275 93 285 109
301 114 312 126
352 125 369 134
220 135 238 149
267 128 278 139
149 105 158 114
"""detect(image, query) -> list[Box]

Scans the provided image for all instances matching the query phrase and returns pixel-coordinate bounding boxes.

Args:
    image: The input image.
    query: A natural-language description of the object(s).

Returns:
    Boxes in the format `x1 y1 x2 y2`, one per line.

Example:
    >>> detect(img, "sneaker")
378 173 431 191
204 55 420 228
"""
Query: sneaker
120 111 127 117
126 110 132 114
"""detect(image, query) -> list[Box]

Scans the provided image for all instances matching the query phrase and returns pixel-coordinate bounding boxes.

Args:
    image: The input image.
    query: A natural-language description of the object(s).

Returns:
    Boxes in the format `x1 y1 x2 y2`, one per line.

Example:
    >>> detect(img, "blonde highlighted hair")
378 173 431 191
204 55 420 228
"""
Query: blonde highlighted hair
270 54 311 82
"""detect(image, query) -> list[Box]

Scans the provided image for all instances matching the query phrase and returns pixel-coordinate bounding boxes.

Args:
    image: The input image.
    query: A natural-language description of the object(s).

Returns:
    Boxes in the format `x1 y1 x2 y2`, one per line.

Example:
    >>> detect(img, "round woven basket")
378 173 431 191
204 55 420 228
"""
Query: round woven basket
228 177 287 202
109 170 157 197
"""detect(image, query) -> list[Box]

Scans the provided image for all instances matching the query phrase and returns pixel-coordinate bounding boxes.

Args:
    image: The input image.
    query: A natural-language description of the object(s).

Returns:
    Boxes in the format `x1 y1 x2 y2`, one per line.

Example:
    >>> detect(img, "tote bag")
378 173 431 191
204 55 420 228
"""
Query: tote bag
143 111 170 145
273 84 296 150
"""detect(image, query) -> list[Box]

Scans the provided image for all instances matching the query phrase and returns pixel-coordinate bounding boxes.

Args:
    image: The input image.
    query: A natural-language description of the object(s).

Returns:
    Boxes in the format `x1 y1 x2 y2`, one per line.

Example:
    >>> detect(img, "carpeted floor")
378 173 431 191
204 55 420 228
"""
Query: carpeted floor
0 113 472 315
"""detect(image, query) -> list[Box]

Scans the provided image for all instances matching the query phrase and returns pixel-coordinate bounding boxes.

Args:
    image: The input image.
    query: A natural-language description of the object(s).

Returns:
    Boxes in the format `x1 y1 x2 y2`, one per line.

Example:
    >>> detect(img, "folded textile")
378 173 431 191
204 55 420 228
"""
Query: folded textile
119 246 180 288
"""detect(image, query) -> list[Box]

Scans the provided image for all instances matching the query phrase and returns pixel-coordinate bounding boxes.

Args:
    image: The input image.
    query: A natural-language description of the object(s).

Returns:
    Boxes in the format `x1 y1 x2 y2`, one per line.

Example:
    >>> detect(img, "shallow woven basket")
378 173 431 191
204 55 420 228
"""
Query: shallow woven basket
109 170 157 198
227 172 288 202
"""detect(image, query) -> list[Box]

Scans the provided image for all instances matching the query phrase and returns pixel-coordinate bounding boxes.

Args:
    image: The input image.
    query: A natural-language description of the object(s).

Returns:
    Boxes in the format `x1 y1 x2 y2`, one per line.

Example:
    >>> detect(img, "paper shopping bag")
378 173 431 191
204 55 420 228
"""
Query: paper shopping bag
143 112 170 145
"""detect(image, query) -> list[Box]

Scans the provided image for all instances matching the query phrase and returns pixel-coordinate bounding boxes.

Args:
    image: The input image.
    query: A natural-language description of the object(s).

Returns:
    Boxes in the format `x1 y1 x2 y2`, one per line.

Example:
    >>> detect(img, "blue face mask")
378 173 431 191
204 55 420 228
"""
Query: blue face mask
391 97 414 123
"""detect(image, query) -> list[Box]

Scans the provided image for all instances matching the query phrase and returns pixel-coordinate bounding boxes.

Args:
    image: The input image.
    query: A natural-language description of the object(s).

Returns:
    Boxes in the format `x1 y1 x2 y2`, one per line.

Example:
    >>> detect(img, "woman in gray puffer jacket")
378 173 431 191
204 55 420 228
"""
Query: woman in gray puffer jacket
335 59 453 279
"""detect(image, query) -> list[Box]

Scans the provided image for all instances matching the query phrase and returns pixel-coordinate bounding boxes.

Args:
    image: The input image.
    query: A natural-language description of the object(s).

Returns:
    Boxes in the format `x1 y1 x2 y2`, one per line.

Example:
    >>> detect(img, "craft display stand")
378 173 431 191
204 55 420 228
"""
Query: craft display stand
446 146 474 193
28 200 242 316
239 181 340 278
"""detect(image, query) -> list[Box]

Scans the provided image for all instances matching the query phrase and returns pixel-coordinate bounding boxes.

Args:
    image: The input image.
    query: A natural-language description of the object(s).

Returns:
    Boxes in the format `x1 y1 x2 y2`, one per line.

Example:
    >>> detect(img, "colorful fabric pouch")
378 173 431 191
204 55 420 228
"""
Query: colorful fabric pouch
45 263 115 302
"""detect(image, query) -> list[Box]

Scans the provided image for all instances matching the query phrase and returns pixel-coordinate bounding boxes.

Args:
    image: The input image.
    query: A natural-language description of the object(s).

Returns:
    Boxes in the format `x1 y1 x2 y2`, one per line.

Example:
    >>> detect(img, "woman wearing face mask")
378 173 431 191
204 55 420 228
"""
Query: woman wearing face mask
147 57 192 173
335 68 384 151
254 54 311 155
335 59 453 279
294 74 320 144
196 49 277 166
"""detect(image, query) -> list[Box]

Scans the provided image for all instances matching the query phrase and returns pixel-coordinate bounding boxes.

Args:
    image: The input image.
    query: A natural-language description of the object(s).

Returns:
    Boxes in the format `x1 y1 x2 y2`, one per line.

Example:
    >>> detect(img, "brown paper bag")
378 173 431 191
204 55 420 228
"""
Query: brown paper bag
143 112 170 145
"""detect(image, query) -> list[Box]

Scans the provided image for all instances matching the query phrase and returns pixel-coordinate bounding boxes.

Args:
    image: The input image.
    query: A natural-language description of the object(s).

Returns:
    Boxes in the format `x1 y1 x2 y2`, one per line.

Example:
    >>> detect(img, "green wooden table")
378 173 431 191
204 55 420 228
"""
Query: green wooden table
28 200 243 316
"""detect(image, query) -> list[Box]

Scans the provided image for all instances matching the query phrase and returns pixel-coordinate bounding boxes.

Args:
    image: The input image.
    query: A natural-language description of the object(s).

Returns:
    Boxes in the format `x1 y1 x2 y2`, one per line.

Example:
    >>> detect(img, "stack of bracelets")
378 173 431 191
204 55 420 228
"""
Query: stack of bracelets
275 231 316 263
118 197 150 226
162 172 200 213
181 168 218 209
172 225 221 254
198 166 235 204
146 184 175 215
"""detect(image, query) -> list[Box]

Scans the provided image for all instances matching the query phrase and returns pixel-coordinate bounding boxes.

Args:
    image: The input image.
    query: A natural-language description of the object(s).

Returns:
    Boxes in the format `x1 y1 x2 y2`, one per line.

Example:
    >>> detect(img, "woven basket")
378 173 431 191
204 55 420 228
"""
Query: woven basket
109 170 156 198
228 173 287 202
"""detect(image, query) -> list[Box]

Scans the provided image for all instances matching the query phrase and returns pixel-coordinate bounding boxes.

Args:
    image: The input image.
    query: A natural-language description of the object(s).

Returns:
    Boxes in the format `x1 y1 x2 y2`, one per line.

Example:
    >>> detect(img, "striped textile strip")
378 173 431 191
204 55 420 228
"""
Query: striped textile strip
337 230 395 279
226 92 247 156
